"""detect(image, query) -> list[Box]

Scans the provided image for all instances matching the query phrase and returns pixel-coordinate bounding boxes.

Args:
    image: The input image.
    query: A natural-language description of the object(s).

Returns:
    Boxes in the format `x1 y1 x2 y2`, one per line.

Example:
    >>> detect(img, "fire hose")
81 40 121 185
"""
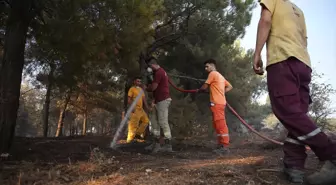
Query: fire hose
167 78 284 146
110 75 285 149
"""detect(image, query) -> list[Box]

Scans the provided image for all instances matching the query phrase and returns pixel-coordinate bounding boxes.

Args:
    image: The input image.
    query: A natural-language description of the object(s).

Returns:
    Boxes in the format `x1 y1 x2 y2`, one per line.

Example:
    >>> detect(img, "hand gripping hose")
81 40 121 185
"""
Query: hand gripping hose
167 78 284 146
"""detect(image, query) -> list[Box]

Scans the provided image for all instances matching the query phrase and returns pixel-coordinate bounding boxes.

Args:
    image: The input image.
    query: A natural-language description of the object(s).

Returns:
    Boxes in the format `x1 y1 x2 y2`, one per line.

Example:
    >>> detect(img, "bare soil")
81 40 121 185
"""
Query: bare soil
0 135 320 185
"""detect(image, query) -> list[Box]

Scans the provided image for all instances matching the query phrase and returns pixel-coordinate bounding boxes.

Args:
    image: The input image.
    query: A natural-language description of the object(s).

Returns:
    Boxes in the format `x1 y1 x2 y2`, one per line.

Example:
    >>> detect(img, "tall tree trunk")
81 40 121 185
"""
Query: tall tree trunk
55 107 66 137
69 121 73 136
105 121 109 134
82 109 87 135
75 121 79 135
42 65 54 137
139 53 147 80
55 93 71 137
48 126 51 137
100 123 104 135
0 0 34 154
123 81 131 112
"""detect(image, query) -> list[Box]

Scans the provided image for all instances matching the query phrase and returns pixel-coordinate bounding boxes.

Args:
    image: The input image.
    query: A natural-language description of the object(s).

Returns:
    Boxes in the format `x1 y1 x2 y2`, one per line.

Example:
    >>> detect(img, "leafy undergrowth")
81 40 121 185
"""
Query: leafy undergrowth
0 135 320 185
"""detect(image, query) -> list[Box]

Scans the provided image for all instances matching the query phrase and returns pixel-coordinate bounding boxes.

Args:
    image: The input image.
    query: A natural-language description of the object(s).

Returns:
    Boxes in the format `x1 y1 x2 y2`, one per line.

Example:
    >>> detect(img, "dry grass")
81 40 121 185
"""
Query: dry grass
0 136 319 185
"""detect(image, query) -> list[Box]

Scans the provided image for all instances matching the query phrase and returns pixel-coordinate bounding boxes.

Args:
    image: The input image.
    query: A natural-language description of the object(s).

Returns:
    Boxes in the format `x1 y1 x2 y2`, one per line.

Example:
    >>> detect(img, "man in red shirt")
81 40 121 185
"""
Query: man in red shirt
143 57 173 153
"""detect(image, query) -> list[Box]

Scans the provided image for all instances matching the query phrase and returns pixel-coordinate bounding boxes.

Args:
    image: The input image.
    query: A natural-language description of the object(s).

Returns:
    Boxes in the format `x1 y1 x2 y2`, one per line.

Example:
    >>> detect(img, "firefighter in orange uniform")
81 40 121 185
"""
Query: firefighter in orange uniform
197 59 233 155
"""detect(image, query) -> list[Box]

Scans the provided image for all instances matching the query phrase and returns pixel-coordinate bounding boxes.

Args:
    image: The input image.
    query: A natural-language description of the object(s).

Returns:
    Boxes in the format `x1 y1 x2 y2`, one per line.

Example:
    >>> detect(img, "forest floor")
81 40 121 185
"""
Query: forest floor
0 134 321 185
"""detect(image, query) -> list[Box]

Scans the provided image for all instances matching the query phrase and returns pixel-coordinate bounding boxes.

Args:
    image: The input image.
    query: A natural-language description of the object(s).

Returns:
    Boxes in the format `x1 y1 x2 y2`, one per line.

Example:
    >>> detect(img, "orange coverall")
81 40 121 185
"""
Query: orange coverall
205 71 231 146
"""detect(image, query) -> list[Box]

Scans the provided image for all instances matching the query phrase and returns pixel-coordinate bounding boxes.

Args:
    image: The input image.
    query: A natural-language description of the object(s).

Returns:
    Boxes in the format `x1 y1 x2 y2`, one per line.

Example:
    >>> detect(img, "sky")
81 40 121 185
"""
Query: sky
240 0 336 117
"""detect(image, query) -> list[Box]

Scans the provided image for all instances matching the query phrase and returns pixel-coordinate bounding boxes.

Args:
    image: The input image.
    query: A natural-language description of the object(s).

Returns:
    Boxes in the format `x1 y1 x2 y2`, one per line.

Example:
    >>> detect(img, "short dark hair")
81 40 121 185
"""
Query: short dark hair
204 59 217 66
147 57 158 65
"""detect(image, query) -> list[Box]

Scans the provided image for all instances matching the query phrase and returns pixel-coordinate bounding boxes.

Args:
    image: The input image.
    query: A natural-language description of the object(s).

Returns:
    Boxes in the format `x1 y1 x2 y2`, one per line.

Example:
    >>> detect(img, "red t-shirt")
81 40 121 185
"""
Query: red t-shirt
152 67 170 103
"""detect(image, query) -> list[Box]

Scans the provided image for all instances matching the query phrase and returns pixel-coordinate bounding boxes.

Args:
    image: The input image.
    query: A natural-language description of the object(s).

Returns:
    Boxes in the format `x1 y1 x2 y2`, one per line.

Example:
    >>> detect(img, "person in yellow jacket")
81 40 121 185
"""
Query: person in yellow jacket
126 77 150 143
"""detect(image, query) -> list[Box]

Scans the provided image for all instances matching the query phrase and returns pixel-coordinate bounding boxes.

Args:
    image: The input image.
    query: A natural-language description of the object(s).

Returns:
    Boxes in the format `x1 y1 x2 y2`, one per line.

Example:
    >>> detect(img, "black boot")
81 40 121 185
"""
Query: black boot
161 139 173 153
283 168 304 183
213 145 230 155
145 137 161 153
307 160 336 185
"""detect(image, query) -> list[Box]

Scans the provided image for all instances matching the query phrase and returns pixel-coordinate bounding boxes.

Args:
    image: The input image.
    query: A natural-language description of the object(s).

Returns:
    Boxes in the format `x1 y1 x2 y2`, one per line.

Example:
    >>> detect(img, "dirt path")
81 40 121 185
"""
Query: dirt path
0 136 319 185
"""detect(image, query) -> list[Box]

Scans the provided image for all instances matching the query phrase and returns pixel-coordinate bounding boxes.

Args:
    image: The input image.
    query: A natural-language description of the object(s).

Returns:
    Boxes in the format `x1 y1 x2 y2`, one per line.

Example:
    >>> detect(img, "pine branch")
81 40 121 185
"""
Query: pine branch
2 0 11 8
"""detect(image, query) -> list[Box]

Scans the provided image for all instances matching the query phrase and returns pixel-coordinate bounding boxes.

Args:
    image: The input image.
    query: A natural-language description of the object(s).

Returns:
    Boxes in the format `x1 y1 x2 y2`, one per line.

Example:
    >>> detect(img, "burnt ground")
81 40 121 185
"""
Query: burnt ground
0 135 321 185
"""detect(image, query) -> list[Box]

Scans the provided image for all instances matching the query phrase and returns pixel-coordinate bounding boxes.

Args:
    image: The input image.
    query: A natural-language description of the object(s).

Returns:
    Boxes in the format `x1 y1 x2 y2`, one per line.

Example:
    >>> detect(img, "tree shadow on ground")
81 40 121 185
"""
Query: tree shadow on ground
0 136 318 185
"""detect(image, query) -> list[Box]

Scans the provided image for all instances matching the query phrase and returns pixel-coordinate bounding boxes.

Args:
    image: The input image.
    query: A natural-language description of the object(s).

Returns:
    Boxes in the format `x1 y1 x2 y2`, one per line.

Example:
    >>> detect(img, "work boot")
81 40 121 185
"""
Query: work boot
134 134 143 140
283 168 304 183
151 141 162 153
144 138 155 150
145 138 161 153
161 139 173 153
306 160 336 185
126 138 136 144
213 145 230 155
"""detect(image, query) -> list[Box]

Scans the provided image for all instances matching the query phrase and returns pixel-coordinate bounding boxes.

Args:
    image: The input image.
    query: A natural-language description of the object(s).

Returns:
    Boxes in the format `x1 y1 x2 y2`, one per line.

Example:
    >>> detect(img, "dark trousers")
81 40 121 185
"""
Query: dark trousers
267 57 336 169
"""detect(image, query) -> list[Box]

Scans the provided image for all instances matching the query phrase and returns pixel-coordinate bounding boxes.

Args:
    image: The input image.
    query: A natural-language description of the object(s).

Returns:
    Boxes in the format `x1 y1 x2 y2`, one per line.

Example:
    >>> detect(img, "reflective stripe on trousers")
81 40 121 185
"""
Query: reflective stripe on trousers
217 134 229 137
297 128 321 141
285 128 322 145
